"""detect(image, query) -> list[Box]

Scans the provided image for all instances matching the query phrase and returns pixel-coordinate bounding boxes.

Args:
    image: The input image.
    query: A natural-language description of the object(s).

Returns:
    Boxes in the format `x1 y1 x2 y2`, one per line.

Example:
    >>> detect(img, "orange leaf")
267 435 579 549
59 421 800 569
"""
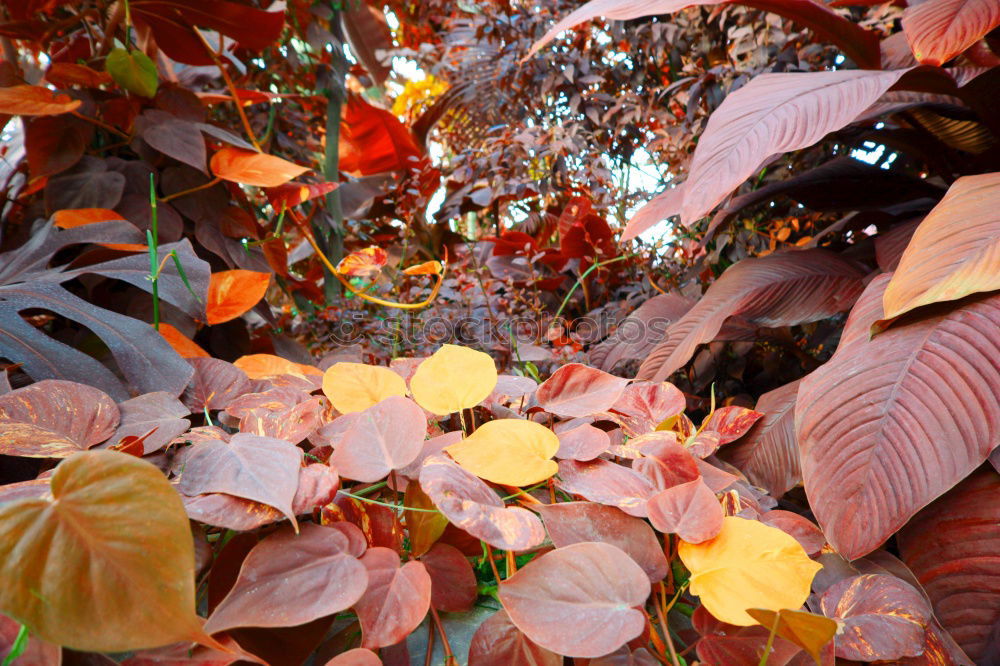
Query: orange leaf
340 93 422 176
206 269 271 325
51 209 148 252
336 247 388 278
233 354 322 380
210 147 310 188
0 85 82 116
402 260 442 276
157 323 209 358
45 63 113 88
265 181 338 210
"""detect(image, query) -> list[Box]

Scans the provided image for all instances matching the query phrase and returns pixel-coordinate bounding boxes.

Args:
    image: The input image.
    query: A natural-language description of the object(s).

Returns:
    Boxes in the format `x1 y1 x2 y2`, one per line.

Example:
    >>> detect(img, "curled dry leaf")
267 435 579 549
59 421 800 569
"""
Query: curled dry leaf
0 379 119 458
336 247 388 278
678 517 822 626
322 362 408 414
354 547 432 649
498 542 651 658
645 478 724 544
205 270 270 325
536 501 668 583
210 146 310 188
819 574 931 661
556 458 657 517
445 418 559 486
410 344 498 415
0 451 211 652
419 455 545 551
177 432 302 526
329 396 425 482
468 609 561 666
204 524 368 635
535 363 630 418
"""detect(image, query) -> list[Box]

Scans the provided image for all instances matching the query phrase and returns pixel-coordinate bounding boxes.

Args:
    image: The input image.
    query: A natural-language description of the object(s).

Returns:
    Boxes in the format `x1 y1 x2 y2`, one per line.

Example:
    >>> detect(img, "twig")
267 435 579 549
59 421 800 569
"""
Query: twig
429 607 456 665
160 177 222 203
193 29 262 151
70 110 129 138
483 543 503 583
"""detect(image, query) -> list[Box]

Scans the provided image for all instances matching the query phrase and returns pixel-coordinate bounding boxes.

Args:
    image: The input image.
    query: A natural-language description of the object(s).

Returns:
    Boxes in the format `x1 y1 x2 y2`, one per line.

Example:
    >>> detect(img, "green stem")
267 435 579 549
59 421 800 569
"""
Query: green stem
757 614 780 666
554 254 631 320
148 174 160 330
1 624 28 666
336 490 440 513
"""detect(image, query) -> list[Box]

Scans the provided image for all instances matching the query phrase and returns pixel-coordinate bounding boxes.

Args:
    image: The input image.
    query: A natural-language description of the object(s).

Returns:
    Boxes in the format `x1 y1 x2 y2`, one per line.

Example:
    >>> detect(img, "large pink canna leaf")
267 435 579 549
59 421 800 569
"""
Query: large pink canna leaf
673 69 909 226
797 274 1000 559
588 294 695 372
0 380 119 457
636 250 865 381
902 0 1000 66
719 379 802 498
898 466 1000 661
535 363 630 418
177 433 302 526
204 524 368 634
527 0 880 68
881 173 1000 322
498 542 651 658
354 548 431 649
536 501 669 582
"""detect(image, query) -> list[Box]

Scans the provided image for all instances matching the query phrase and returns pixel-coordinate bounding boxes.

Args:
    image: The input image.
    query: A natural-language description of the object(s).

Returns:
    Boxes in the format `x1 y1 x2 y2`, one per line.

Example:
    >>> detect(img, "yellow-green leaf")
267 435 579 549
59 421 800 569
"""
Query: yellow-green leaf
445 419 559 486
106 48 159 98
0 450 213 651
678 517 822 626
322 362 408 414
746 607 838 665
410 344 498 415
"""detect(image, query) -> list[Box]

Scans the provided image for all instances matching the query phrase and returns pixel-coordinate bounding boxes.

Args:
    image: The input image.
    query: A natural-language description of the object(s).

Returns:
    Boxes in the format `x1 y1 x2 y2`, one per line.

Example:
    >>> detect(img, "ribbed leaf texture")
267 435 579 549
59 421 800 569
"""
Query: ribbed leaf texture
798 275 1000 559
902 0 1000 66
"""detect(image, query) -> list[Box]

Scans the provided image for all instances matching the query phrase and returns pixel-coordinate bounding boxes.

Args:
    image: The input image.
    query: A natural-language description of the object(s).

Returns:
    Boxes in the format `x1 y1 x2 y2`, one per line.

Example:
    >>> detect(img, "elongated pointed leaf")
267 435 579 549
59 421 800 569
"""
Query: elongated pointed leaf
637 250 865 381
498 542 651 658
589 294 695 372
210 147 309 188
0 451 210 651
797 274 1000 559
719 379 802 498
898 466 1000 661
902 0 1000 66
204 524 368 634
882 173 1000 322
0 85 81 116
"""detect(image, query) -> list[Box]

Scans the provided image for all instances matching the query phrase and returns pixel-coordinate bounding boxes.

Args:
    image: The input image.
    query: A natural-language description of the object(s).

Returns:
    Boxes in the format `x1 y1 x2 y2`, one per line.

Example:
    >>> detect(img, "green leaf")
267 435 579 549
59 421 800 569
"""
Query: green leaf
106 48 158 98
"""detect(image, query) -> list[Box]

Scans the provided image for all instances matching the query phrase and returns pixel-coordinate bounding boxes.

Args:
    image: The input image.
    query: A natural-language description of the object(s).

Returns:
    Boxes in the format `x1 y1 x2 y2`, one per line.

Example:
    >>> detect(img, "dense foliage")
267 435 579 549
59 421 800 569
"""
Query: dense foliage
0 0 998 663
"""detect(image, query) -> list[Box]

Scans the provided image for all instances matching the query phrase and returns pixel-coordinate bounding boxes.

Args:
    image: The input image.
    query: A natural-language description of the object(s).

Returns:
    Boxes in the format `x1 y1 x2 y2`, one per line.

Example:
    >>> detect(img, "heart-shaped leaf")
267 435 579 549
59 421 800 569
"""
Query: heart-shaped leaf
0 380 119 457
554 422 610 461
678 517 822 626
468 609 561 666
536 363 630 418
204 523 368 634
329 396 425 482
498 542 650 658
322 362 408 414
410 344 498 415
106 48 159 98
354 548 431 649
404 481 449 557
556 459 657 517
420 543 477 612
445 419 559 486
206 270 270 325
0 451 211 651
646 478 724 544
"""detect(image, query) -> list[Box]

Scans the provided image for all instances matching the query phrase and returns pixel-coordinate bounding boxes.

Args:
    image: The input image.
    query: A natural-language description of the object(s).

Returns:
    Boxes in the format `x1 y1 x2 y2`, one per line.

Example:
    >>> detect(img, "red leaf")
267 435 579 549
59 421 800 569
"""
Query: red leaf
719 379 801 498
339 94 422 176
26 115 92 179
555 422 611 461
419 543 477 612
419 455 546 551
210 147 309 188
181 358 252 411
354 548 431 649
341 2 393 87
177 432 302 525
498 542 651 658
327 396 425 483
113 391 191 455
206 269 270 325
536 363 630 418
536 501 669 582
645 478 723 543
819 574 931 661
630 432 700 490
903 0 1000 66
898 466 1000 661
700 406 763 445
0 613 61 665
0 380 118 458
131 0 285 67
336 247 389 278
588 294 695 371
797 275 1000 559
324 648 382 666
45 62 113 88
204 524 368 634
759 510 825 557
606 380 686 437
637 250 865 381
0 84 81 115
265 181 338 210
468 609 561 666
556 458 657 517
